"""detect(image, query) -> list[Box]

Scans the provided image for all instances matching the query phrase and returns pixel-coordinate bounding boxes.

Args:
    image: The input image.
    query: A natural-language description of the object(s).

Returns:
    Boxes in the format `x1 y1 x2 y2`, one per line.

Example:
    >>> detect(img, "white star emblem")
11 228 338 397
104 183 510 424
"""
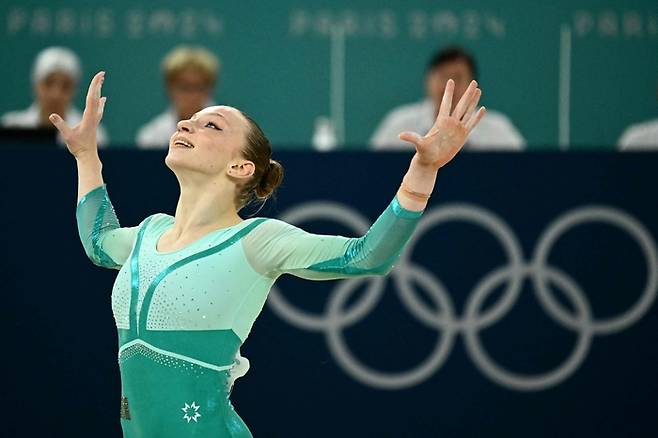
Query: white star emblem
181 401 202 423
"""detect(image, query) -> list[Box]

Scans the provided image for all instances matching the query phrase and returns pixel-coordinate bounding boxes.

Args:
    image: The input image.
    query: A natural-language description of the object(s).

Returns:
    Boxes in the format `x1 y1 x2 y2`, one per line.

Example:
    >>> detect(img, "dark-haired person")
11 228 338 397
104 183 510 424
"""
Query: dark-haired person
1 46 109 146
370 46 524 151
49 71 486 437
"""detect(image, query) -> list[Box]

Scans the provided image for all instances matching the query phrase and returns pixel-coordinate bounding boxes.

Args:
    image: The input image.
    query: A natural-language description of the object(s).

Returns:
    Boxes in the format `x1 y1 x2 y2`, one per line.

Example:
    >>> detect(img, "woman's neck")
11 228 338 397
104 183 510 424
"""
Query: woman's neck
170 178 242 239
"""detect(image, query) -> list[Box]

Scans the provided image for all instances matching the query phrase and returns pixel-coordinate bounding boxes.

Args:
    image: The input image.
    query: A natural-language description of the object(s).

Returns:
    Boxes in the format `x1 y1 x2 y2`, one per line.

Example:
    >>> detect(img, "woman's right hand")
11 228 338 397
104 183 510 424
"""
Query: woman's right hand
49 71 107 159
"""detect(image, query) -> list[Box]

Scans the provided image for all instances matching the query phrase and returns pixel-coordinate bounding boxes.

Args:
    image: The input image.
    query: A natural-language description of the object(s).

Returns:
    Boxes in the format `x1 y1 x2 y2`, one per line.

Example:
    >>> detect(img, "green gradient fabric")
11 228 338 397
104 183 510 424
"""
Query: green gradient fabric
76 183 423 437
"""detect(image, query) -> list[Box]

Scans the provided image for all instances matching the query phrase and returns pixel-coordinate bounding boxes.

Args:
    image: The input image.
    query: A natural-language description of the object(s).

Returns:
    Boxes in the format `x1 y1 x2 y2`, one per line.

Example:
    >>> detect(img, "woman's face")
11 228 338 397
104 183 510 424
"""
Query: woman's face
165 105 253 180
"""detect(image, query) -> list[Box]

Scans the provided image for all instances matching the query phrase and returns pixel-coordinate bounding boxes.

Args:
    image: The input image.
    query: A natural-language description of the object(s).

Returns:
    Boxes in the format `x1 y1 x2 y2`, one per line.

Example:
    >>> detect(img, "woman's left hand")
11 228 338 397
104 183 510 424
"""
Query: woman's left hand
399 79 486 169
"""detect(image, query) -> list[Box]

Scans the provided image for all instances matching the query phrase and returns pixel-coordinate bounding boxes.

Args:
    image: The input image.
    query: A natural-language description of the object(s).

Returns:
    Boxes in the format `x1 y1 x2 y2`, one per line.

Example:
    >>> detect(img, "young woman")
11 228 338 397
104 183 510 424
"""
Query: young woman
50 71 485 437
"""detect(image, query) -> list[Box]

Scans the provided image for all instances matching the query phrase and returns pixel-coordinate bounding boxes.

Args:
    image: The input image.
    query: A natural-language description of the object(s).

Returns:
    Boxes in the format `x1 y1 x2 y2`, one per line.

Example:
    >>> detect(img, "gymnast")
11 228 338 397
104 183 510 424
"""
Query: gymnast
50 71 485 437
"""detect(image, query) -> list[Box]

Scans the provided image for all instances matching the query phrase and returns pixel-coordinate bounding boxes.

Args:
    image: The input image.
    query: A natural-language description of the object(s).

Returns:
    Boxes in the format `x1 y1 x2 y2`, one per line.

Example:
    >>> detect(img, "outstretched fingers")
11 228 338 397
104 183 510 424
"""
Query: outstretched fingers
438 79 455 118
398 131 422 148
86 71 104 102
48 113 72 140
460 88 482 125
83 71 105 122
97 96 107 121
465 106 487 132
452 80 478 120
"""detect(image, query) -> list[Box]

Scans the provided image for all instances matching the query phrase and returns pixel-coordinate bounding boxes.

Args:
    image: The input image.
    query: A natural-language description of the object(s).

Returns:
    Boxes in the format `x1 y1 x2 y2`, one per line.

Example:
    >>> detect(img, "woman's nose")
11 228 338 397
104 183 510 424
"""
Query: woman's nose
177 119 194 133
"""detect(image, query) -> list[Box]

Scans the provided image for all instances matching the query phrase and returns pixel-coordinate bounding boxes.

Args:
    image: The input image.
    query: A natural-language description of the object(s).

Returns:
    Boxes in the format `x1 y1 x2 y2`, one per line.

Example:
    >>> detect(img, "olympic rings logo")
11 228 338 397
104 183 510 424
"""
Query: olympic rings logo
268 201 658 391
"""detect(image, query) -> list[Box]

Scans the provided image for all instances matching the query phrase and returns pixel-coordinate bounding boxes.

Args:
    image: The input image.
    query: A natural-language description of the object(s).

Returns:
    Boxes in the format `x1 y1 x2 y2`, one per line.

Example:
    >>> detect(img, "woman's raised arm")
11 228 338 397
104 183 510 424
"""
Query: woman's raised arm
243 79 486 280
50 71 107 202
50 72 138 270
395 78 486 211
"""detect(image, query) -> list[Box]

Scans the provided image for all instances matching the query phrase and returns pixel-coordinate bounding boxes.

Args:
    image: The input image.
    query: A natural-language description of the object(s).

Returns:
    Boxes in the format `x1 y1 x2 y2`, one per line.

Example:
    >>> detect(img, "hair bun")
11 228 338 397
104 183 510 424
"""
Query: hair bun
263 159 273 175
255 158 284 199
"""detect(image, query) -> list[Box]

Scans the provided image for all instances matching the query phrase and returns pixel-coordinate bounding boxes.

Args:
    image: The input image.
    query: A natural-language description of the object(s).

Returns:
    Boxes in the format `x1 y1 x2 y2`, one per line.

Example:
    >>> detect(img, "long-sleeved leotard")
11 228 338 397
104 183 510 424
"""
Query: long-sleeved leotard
76 184 424 437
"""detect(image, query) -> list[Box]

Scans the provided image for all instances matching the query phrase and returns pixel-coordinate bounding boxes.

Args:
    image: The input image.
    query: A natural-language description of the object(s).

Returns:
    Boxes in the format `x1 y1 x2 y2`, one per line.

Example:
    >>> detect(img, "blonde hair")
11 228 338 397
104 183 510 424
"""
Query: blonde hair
161 45 220 85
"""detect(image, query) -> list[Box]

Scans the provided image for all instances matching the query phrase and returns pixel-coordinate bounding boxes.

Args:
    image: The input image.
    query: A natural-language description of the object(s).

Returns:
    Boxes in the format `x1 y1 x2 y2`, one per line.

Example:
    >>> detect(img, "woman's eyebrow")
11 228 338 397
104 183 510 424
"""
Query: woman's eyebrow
208 112 229 125
192 112 229 125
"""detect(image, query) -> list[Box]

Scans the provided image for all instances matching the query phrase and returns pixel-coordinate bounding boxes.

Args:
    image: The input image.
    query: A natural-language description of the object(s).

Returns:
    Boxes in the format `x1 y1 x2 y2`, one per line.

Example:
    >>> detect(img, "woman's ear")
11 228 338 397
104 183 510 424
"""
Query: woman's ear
226 160 255 179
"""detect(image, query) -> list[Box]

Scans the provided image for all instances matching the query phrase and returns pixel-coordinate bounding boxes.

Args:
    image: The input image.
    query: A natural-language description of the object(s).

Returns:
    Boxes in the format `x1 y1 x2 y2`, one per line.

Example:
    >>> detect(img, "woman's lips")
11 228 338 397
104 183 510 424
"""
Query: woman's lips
173 139 194 148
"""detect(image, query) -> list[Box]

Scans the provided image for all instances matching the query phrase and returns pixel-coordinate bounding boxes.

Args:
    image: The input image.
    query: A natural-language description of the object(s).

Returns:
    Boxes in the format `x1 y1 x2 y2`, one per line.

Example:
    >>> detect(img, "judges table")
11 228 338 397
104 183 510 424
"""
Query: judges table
2 149 657 437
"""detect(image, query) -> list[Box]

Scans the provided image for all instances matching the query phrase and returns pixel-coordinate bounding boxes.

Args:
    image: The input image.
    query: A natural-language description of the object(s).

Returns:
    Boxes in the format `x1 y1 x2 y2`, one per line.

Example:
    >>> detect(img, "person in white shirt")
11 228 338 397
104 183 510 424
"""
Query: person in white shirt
618 87 658 152
1 46 109 146
618 119 658 150
136 46 219 149
370 46 525 151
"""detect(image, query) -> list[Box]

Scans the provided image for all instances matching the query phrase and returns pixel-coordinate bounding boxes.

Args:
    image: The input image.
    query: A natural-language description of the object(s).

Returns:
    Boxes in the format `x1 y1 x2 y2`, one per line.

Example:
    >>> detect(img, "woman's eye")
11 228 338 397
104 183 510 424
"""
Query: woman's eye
206 122 222 130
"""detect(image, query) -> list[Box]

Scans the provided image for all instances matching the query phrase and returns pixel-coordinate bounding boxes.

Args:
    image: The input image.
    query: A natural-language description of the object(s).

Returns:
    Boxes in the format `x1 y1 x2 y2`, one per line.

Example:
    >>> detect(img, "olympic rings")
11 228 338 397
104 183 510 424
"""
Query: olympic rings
268 201 658 391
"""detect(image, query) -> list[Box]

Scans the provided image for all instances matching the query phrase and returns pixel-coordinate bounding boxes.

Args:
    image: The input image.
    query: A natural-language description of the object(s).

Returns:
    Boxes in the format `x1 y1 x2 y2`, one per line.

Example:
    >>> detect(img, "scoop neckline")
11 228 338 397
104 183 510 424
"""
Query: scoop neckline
153 216 257 255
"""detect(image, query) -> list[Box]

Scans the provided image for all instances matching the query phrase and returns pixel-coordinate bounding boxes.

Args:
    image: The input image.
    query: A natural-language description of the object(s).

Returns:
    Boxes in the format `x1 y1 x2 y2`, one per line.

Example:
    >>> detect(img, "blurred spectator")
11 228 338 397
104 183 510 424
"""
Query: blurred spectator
618 85 658 150
370 46 525 151
1 46 109 146
136 46 220 149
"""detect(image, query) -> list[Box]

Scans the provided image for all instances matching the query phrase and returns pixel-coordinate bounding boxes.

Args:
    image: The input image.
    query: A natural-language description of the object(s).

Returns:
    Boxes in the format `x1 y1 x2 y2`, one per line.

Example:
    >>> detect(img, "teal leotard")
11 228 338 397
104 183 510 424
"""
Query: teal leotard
76 184 423 437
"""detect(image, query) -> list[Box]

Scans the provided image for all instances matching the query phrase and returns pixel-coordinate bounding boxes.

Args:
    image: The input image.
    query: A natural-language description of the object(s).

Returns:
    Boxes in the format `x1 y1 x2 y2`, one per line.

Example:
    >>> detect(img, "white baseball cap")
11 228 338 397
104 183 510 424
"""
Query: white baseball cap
31 46 81 84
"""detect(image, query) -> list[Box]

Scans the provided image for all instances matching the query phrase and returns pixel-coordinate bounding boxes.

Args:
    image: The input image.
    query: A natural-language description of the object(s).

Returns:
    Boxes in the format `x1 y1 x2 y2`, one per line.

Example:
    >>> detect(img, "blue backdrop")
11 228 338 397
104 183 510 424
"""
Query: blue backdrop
2 149 657 437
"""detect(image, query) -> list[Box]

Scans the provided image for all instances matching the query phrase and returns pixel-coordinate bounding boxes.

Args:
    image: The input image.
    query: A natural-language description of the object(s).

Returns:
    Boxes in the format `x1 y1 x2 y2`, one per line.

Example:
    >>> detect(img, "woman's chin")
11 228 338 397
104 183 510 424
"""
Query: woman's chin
165 153 209 176
165 152 191 170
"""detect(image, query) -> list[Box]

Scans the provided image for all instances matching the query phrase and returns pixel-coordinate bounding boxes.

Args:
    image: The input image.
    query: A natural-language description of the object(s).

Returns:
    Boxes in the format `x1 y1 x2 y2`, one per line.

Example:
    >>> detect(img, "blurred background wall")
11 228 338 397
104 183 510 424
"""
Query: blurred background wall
1 1 657 149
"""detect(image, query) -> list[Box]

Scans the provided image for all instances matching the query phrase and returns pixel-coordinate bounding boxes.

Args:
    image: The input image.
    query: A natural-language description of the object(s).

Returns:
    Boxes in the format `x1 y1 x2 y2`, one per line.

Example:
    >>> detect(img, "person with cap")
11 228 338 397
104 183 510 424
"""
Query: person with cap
136 46 220 149
1 46 109 146
370 45 524 151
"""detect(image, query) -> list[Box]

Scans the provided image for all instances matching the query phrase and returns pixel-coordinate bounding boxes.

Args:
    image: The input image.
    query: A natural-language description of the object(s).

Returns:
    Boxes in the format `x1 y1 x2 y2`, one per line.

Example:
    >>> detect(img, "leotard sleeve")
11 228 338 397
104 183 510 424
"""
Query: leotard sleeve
243 194 423 280
76 184 139 270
